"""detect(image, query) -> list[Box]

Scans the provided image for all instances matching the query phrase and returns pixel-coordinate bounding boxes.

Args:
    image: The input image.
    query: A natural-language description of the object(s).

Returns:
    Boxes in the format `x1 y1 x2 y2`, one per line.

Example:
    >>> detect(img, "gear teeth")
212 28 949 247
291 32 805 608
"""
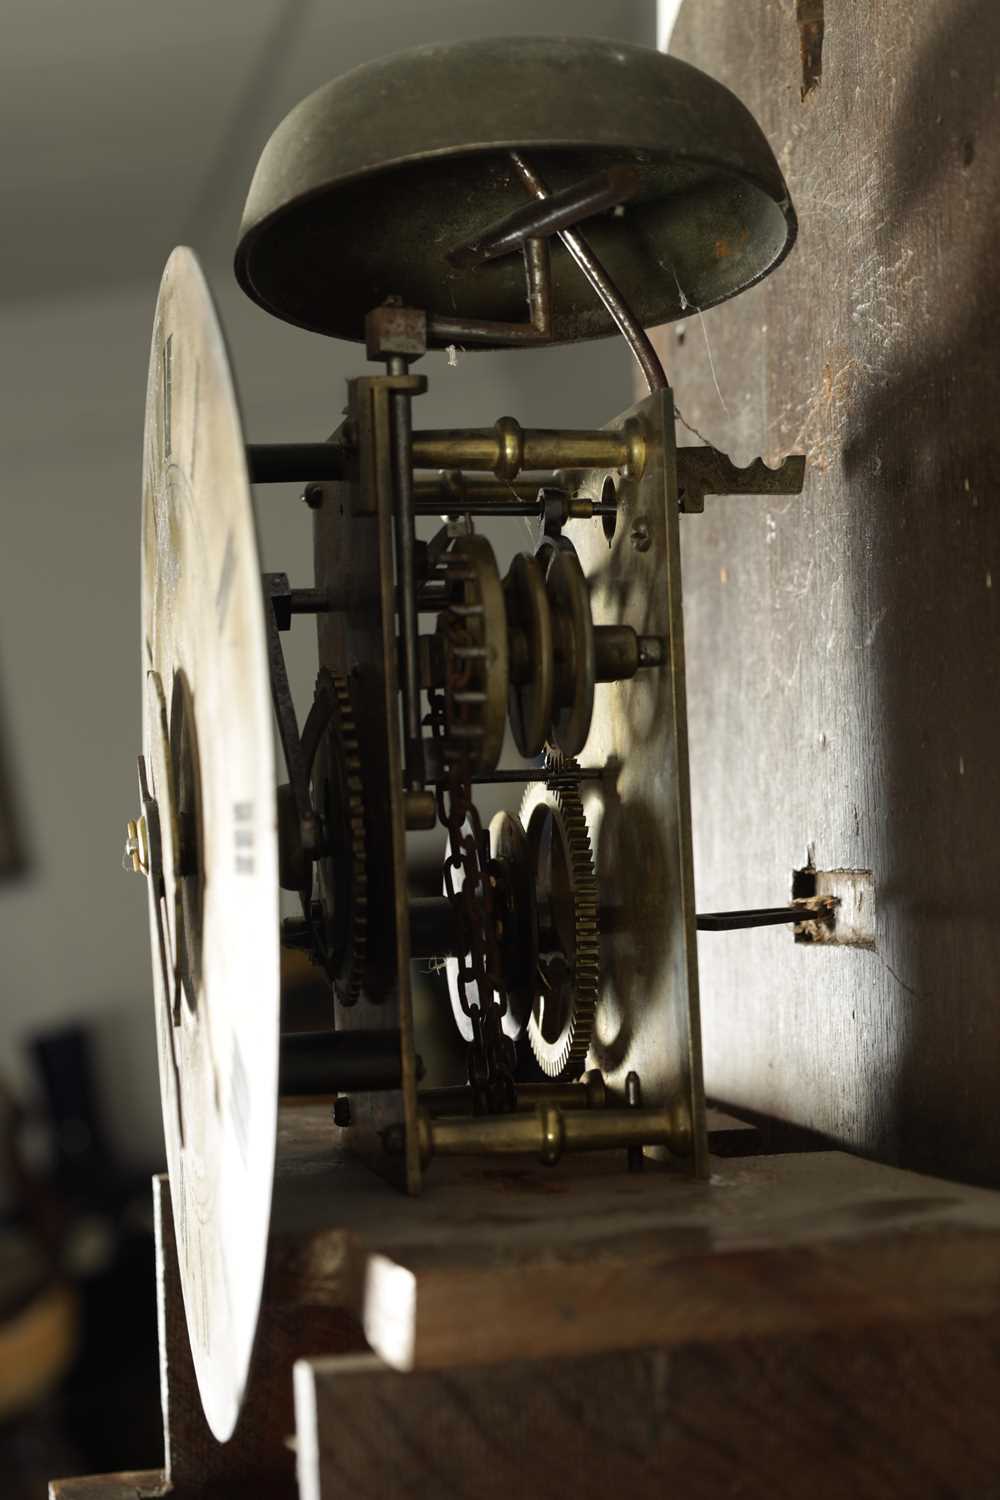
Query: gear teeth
519 747 600 1079
431 535 506 775
316 673 368 1006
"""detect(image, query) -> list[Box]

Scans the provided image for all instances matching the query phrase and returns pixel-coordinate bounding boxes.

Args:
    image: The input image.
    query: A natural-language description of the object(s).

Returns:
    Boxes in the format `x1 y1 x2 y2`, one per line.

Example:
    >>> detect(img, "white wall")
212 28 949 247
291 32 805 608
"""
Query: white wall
658 0 685 51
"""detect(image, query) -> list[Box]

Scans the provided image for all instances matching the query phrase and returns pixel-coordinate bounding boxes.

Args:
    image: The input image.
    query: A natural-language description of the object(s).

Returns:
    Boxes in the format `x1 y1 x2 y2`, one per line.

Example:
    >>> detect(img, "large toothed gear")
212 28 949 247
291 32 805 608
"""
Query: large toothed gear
303 671 368 1006
519 750 599 1078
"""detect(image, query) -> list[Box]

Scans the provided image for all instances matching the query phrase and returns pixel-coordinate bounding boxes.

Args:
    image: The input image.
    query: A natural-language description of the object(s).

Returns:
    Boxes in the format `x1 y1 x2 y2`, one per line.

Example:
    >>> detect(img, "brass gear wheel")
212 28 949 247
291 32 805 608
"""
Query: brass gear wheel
302 671 368 1005
519 750 599 1078
432 533 508 774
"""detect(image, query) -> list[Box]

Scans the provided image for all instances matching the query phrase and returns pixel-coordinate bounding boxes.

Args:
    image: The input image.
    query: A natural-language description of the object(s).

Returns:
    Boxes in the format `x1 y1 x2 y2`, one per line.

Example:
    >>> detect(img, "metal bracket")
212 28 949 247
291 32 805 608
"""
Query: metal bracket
676 448 806 514
365 302 428 361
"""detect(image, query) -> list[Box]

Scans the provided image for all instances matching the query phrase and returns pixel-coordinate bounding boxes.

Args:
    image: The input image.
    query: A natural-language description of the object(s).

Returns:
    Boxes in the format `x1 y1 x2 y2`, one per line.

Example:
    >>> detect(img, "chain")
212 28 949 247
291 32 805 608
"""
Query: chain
430 550 516 1115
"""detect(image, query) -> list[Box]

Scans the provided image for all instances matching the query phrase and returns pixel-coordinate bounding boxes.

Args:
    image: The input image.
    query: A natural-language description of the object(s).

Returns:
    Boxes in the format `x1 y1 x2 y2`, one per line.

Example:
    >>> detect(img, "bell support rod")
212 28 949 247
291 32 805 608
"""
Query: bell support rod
524 236 552 334
425 314 551 346
509 151 668 396
448 164 642 268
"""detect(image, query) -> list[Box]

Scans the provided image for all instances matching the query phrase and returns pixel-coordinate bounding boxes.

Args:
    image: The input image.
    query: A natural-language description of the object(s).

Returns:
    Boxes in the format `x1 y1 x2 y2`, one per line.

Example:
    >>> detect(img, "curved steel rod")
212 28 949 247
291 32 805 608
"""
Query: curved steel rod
509 151 668 396
448 164 642 268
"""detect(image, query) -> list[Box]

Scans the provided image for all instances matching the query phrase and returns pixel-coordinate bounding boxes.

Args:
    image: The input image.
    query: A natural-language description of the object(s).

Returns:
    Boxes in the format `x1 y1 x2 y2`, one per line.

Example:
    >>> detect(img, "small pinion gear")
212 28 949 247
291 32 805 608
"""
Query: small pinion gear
303 671 368 1005
519 749 599 1078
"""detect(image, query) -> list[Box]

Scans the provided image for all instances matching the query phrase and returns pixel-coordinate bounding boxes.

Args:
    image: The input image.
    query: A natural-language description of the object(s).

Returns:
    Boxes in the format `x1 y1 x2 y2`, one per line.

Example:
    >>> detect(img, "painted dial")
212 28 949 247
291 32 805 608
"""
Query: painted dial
141 247 279 1441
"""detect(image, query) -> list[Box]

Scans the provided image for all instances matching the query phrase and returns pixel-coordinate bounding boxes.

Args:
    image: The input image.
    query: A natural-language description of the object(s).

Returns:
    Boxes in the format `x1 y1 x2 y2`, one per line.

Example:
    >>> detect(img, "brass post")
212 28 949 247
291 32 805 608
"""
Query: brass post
419 1071 606 1118
396 1100 687 1169
410 419 645 480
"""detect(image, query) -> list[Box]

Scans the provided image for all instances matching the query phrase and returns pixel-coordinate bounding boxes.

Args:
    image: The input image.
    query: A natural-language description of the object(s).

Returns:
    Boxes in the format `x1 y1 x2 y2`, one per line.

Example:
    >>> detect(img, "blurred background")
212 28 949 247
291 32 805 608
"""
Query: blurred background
0 0 664 1490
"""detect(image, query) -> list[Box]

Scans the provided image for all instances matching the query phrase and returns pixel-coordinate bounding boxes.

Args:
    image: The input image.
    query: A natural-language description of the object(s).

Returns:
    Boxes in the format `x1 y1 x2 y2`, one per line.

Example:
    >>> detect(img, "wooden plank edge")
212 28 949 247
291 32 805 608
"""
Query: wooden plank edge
48 1472 167 1500
361 1221 1000 1371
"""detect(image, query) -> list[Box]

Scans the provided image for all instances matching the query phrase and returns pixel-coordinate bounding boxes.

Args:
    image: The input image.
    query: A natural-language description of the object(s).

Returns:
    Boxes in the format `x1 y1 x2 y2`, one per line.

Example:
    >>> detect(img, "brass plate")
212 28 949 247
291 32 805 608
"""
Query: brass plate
312 375 420 1193
141 248 279 1438
567 389 707 1174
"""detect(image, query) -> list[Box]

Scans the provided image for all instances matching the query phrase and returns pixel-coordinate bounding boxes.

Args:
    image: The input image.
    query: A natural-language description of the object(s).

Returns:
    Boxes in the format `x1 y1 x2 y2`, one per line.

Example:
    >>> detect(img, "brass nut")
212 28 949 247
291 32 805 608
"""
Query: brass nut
123 816 149 876
365 302 427 361
630 518 652 553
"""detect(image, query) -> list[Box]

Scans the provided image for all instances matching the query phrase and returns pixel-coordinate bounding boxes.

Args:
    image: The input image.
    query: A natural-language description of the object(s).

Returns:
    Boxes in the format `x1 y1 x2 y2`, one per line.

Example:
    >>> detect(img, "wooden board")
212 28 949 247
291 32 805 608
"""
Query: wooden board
664 0 1000 1184
246 1107 1000 1373
49 1476 167 1500
155 1167 364 1500
52 1126 1000 1499
296 1321 1000 1500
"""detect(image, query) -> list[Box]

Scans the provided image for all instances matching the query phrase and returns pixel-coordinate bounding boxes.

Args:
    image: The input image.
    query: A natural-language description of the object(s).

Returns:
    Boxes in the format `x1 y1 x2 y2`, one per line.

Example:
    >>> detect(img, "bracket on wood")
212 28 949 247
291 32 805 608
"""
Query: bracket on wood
677 449 806 514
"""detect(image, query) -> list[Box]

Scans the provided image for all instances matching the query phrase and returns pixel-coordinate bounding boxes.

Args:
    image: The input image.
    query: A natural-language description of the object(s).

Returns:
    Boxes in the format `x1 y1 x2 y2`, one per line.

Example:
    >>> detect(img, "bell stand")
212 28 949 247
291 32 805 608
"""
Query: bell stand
252 152 808 1190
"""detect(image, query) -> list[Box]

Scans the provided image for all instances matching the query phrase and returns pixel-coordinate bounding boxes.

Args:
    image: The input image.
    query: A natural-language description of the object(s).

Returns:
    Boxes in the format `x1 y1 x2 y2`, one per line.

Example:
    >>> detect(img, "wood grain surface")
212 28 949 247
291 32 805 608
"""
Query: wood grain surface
297 1323 1000 1500
154 1172 364 1500
664 0 1000 1184
267 1110 1000 1374
48 1475 166 1500
54 1138 1000 1498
